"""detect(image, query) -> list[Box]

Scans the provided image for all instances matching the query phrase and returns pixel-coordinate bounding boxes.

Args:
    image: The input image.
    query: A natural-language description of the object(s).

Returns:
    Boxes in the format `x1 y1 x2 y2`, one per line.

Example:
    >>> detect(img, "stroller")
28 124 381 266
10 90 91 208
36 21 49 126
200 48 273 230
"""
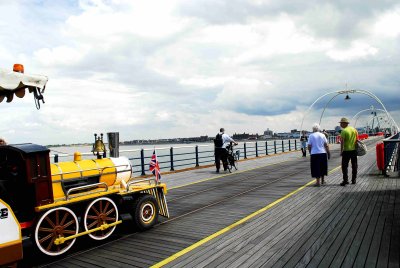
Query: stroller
226 142 240 172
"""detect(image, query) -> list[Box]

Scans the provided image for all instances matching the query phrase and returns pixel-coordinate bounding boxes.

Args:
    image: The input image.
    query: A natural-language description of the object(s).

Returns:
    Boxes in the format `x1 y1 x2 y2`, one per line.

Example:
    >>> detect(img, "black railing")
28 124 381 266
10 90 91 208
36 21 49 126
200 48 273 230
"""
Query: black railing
51 137 338 176
383 133 400 175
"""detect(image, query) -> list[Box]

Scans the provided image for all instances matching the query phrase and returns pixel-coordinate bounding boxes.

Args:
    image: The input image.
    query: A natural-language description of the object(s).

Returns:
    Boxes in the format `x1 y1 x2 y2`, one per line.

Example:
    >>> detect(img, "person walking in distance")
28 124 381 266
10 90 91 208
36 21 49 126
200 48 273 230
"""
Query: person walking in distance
339 117 358 186
308 123 330 186
300 131 308 157
322 129 329 139
214 128 238 173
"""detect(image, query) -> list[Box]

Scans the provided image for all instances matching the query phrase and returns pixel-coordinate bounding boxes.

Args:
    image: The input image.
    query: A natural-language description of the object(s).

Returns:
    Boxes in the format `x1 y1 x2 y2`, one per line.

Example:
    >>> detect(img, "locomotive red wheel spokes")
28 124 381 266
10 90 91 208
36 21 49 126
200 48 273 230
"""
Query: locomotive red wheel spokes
34 207 78 256
84 197 119 240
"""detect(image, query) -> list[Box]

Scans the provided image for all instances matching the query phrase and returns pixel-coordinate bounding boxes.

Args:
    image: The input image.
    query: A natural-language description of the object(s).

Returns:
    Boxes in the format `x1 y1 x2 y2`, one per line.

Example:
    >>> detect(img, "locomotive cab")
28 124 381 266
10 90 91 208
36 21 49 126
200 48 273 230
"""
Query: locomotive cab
0 143 53 226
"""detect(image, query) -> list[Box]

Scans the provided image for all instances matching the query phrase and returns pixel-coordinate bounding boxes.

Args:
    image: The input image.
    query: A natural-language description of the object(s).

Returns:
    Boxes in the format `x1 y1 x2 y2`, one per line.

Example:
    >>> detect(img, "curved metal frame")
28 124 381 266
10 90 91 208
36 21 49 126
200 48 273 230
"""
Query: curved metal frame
352 108 389 129
300 89 399 132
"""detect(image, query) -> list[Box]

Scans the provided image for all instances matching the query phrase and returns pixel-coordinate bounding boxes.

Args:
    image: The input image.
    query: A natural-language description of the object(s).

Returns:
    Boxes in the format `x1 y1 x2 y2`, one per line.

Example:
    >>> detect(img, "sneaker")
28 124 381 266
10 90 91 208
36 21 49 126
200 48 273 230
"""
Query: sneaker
351 180 356 184
340 181 349 186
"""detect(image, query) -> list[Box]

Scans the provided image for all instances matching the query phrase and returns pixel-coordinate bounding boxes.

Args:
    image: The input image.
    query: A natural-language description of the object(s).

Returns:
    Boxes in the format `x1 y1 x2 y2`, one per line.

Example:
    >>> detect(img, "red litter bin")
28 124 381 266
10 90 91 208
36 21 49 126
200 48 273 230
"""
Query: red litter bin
376 143 384 171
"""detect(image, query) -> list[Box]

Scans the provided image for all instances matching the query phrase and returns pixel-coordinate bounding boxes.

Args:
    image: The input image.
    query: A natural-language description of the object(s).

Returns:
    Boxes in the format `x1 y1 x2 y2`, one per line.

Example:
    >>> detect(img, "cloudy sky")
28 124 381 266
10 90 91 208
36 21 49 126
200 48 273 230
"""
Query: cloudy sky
1 0 400 145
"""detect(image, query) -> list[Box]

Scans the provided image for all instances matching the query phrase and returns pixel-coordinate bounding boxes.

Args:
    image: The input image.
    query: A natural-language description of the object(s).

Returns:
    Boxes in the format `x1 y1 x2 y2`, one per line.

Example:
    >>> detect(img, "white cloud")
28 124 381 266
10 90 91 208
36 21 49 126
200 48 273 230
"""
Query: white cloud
1 0 400 145
326 41 378 62
34 46 86 67
373 8 400 38
66 0 187 39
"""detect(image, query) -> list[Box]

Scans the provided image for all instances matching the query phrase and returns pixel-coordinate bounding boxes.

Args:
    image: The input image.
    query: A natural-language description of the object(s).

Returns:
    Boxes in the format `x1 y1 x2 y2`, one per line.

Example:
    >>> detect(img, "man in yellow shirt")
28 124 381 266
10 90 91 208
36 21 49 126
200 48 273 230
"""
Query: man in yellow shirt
339 118 358 186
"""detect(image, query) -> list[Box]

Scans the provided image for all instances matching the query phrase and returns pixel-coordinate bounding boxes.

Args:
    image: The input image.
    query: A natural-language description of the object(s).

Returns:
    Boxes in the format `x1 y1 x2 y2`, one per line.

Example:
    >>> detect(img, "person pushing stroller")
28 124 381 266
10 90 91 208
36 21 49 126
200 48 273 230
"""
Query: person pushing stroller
214 128 238 173
300 131 308 157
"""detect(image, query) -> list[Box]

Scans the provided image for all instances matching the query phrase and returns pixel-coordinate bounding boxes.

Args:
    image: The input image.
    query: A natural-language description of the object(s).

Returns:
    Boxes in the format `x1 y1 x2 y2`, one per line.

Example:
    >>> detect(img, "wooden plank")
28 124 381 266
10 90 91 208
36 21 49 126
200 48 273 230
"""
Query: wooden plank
106 243 167 261
86 248 156 267
66 258 101 268
236 180 349 267
346 179 387 267
388 179 400 268
363 178 391 267
61 255 107 268
318 163 379 267
276 174 372 267
301 157 381 267
163 181 319 267
376 178 396 267
166 168 346 267
338 179 383 267
272 172 375 268
113 241 177 256
321 179 380 267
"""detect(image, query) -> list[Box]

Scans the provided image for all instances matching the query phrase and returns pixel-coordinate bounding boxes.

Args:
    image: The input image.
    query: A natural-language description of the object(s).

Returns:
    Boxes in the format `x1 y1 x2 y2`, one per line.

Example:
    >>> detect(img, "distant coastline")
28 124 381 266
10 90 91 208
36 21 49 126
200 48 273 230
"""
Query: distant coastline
45 129 336 147
46 136 299 148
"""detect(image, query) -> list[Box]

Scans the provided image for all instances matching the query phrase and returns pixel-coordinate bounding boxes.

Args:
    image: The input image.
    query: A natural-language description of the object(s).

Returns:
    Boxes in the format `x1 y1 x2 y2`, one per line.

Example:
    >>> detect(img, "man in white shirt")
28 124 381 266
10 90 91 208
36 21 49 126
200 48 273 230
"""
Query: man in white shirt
214 128 238 172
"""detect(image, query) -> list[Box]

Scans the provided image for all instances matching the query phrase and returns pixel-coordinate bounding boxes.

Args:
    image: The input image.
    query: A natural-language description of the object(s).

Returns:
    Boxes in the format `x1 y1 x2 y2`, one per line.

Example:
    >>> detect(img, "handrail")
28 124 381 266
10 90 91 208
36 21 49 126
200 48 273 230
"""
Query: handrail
382 133 400 175
126 178 156 192
52 164 130 176
51 137 336 176
66 182 108 200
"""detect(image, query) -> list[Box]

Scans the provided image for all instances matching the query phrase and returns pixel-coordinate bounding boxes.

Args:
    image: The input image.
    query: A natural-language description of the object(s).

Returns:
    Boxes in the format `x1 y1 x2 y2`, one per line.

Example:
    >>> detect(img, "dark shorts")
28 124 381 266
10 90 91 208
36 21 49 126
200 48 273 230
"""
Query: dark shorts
310 153 328 178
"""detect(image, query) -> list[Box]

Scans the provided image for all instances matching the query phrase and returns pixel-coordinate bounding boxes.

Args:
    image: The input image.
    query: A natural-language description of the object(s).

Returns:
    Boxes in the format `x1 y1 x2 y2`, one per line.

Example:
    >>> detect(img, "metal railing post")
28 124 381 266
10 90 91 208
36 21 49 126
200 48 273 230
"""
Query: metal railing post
295 139 297 150
274 140 277 154
195 145 199 167
244 143 247 159
289 140 291 151
265 141 268 155
255 142 258 157
170 147 174 171
140 149 145 176
282 140 285 152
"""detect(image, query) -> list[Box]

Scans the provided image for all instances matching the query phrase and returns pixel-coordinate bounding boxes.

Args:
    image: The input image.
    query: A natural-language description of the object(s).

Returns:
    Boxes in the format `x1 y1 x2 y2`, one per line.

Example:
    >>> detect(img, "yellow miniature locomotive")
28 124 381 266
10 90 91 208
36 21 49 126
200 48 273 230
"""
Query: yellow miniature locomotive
0 141 169 257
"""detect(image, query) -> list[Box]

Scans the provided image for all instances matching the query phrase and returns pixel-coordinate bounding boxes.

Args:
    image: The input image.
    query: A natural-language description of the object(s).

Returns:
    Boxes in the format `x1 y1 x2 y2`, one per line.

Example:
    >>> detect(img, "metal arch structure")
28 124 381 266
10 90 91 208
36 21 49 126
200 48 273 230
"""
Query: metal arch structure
352 108 389 129
352 108 393 131
300 89 399 133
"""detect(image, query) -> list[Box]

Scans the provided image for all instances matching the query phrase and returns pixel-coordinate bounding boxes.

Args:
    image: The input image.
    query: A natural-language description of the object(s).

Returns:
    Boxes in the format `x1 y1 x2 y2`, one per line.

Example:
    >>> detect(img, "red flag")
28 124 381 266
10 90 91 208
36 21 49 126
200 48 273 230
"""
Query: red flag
149 149 161 182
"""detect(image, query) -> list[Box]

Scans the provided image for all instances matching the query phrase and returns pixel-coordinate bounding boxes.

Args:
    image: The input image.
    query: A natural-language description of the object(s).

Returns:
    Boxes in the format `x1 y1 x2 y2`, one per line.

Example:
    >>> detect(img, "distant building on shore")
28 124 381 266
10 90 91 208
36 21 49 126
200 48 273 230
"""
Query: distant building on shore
290 129 300 138
123 135 209 145
264 128 273 139
232 132 259 140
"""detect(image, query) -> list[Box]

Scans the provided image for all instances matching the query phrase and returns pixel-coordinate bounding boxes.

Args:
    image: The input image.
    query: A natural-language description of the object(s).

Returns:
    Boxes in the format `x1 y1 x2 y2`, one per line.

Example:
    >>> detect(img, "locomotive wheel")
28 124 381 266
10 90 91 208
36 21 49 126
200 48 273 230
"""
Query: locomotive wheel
84 197 119 240
132 195 159 231
34 207 78 256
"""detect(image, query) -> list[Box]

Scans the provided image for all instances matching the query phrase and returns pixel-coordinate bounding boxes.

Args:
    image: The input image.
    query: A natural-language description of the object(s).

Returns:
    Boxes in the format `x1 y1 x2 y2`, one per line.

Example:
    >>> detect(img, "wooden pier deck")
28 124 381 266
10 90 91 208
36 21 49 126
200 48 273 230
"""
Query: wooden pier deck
28 137 399 268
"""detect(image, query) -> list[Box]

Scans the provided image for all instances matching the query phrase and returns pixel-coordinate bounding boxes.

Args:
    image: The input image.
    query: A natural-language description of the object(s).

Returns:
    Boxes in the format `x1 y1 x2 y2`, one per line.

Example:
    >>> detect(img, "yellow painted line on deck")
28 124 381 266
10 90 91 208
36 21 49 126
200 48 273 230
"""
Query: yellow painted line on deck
151 165 342 268
170 158 293 190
